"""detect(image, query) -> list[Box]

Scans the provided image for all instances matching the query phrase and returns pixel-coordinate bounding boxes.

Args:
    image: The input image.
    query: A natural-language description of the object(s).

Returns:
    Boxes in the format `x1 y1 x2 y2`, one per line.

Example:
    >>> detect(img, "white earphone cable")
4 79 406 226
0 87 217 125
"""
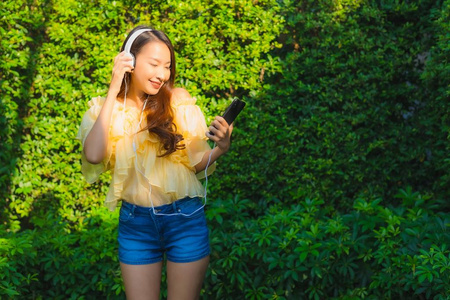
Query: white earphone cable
125 81 212 217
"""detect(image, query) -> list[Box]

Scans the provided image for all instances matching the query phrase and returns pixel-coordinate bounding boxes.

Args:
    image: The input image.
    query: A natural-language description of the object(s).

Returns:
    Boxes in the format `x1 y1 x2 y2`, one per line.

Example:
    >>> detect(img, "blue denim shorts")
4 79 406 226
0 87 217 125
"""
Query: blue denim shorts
118 197 210 265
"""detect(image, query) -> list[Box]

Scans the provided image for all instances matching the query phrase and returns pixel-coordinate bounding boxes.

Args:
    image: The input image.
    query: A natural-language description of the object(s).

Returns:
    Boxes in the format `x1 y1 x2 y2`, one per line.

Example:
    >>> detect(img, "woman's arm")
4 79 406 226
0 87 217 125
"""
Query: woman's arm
170 87 233 172
194 116 233 173
83 52 133 164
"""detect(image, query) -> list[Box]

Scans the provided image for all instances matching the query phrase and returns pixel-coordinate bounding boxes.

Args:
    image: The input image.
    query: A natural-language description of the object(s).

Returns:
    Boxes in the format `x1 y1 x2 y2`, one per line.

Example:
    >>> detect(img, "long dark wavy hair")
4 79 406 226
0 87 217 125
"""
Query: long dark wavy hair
118 25 185 157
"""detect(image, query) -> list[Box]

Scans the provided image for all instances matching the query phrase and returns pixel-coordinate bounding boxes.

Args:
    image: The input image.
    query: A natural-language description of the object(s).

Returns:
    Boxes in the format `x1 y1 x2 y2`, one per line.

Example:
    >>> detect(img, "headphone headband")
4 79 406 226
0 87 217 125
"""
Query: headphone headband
124 28 152 54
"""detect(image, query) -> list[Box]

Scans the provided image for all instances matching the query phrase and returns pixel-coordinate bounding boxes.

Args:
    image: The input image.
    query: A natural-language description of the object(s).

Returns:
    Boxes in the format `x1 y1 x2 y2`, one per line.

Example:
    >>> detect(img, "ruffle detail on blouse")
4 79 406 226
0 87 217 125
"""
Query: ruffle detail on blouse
77 95 215 211
76 96 141 183
172 96 216 178
76 97 109 183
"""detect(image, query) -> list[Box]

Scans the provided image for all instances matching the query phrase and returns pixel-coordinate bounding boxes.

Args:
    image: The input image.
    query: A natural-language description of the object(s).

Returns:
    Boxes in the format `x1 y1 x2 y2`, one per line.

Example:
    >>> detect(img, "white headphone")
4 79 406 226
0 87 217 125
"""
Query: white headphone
124 28 153 67
122 28 152 129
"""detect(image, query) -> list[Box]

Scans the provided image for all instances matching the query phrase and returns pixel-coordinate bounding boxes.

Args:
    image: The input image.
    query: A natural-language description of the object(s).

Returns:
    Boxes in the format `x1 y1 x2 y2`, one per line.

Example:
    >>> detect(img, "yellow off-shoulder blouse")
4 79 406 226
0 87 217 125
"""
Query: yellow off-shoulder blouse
76 95 216 211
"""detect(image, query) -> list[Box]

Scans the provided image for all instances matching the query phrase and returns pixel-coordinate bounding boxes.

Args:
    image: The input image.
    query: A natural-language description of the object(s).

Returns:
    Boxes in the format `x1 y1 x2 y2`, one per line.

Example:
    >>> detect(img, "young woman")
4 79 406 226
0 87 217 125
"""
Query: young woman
77 25 232 299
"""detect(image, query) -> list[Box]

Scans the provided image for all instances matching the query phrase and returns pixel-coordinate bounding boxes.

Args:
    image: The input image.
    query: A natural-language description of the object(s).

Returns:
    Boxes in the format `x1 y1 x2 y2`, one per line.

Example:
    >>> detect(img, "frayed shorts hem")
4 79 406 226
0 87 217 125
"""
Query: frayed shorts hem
119 257 163 265
119 250 210 265
167 250 210 263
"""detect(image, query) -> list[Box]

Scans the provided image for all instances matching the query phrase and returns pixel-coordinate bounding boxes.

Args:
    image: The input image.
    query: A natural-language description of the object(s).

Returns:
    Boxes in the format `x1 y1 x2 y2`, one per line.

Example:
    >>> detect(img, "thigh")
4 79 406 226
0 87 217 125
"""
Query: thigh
120 262 163 300
166 256 210 300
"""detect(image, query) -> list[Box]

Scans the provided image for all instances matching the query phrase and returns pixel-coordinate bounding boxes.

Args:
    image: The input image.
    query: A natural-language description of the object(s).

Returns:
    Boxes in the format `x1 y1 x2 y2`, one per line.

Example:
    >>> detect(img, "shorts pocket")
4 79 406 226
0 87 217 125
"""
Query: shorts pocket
119 203 134 223
176 198 205 219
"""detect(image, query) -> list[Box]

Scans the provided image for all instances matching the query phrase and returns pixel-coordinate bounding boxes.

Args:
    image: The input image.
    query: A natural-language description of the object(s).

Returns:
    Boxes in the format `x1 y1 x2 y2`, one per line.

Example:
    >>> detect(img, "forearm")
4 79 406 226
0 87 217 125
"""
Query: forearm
194 146 227 173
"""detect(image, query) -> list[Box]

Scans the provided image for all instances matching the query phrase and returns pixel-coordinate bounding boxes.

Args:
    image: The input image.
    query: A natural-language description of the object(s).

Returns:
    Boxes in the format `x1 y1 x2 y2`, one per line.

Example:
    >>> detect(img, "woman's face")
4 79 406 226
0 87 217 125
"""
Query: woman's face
131 41 171 96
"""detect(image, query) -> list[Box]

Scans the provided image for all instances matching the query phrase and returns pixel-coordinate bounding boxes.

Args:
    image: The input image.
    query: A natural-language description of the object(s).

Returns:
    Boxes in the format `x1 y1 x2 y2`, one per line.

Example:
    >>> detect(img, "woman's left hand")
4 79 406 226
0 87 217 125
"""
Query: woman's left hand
206 116 233 154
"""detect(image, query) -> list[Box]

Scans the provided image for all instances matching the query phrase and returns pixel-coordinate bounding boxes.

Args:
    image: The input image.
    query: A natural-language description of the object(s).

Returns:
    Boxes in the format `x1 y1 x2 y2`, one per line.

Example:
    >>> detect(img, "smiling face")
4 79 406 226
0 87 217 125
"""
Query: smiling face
131 41 172 96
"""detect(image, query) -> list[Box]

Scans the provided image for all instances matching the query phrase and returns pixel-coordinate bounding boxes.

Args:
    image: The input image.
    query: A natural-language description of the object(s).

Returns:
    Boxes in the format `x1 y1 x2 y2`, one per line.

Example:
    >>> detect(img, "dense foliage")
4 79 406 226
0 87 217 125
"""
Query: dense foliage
1 0 448 299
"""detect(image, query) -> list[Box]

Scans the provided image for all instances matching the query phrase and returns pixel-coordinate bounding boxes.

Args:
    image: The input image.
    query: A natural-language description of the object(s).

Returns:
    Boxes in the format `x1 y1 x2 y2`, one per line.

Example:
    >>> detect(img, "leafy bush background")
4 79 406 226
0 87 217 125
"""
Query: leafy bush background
1 0 448 299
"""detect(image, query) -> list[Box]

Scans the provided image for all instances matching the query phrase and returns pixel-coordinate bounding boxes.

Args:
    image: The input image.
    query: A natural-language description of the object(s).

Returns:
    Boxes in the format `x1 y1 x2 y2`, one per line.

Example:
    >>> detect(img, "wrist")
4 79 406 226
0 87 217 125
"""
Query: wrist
109 75 125 96
215 144 229 156
107 87 120 99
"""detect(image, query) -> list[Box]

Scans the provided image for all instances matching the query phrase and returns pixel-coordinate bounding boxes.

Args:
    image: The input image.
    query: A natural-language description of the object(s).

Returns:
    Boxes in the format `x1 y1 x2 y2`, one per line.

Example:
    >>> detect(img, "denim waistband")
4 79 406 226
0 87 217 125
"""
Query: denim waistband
120 196 200 215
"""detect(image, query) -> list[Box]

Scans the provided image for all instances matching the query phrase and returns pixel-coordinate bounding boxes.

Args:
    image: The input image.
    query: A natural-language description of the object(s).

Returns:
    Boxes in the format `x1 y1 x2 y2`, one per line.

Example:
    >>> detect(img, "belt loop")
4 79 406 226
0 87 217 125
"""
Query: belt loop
172 201 177 213
131 204 136 215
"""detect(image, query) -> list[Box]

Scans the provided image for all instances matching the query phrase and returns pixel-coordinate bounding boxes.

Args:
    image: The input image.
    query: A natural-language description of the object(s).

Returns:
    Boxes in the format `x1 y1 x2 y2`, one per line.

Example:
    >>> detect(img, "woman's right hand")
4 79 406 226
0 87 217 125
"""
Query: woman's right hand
109 51 134 96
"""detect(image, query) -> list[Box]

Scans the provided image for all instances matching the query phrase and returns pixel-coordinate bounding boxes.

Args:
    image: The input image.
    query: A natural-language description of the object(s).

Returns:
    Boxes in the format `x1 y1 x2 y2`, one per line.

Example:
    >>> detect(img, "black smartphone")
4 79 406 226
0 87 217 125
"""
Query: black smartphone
222 98 246 125
209 98 246 135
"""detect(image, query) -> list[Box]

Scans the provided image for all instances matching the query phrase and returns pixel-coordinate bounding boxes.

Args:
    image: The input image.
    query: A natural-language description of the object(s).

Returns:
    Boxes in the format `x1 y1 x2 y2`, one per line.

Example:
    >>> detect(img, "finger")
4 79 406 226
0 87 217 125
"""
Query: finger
208 124 222 138
205 130 218 141
112 65 133 77
212 118 228 133
211 122 228 139
115 52 125 63
122 52 133 61
122 66 134 73
113 59 134 75
228 123 234 135
114 52 133 67
118 51 133 59
215 116 230 127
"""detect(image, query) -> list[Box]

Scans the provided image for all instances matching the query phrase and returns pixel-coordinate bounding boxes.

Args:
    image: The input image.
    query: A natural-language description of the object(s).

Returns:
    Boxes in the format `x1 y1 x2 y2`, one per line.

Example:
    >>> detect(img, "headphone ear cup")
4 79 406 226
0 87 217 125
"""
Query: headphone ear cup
124 52 135 70
130 54 136 68
123 28 152 70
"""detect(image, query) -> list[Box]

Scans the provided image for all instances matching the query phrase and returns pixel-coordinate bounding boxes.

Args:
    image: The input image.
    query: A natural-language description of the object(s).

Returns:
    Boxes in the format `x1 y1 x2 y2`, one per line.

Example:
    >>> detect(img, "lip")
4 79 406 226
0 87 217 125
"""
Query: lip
150 80 162 89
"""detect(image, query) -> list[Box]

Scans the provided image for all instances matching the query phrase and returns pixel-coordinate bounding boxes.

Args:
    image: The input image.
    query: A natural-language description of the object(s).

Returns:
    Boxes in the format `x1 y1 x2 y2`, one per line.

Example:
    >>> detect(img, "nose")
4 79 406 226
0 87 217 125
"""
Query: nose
156 66 165 81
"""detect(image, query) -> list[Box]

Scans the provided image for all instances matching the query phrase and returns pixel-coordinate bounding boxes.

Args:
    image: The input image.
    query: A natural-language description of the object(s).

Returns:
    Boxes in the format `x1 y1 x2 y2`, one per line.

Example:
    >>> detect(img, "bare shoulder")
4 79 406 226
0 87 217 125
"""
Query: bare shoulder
171 87 196 106
171 87 191 100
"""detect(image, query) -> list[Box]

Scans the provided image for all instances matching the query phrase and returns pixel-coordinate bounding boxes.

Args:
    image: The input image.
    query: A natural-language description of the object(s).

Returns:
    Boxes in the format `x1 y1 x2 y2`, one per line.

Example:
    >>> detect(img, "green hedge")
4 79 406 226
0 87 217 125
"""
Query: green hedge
1 0 449 299
1 189 448 299
0 208 122 299
204 187 449 299
214 0 450 209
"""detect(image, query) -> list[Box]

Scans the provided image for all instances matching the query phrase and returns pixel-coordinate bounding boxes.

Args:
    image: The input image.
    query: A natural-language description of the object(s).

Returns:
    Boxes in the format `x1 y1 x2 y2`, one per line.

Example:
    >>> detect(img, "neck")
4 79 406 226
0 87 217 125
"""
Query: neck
123 85 148 109
125 77 147 101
